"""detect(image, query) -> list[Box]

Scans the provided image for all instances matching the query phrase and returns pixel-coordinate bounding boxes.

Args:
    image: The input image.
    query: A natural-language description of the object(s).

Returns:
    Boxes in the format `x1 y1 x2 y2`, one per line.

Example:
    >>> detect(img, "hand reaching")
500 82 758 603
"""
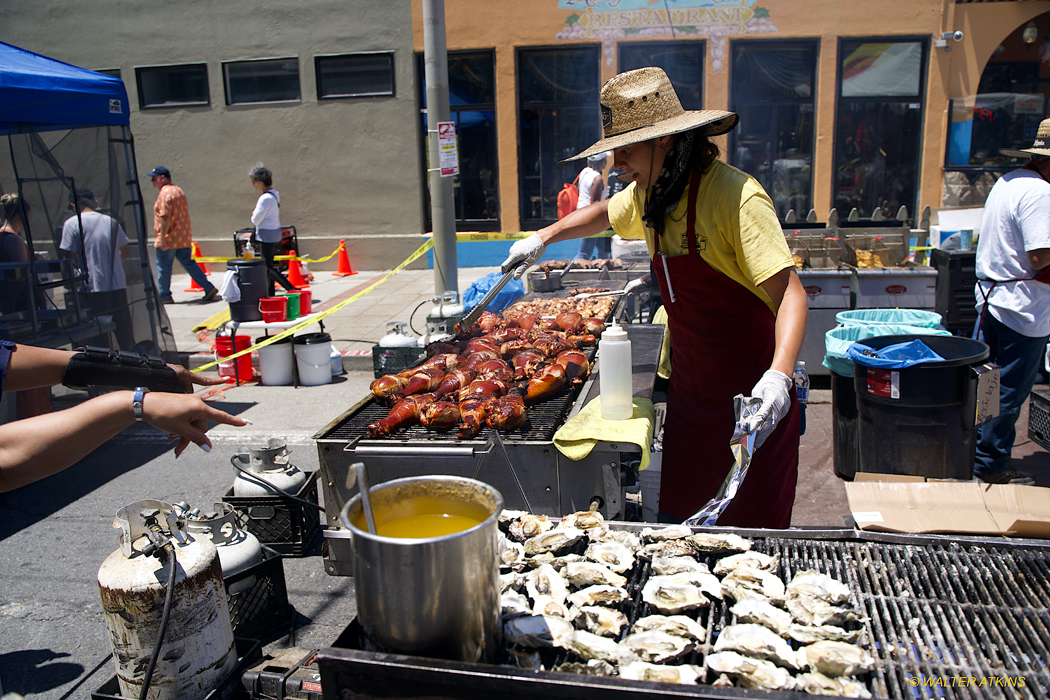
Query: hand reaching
745 369 793 449
170 363 226 392
142 392 249 457
500 233 546 280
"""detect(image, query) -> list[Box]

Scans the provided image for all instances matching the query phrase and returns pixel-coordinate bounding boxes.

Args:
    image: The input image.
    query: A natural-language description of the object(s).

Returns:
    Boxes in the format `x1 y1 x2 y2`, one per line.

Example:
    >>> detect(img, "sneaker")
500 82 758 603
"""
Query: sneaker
978 467 1035 486
203 287 219 302
161 297 175 305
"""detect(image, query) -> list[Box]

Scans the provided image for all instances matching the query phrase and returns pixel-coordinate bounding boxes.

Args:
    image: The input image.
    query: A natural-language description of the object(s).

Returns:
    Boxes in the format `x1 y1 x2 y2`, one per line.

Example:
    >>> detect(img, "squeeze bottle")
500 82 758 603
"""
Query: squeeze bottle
599 320 633 420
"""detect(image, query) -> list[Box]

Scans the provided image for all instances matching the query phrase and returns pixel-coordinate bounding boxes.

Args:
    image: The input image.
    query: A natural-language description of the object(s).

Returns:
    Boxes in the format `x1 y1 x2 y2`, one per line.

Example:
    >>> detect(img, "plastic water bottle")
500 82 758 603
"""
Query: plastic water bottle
243 241 255 260
793 360 809 436
599 320 633 420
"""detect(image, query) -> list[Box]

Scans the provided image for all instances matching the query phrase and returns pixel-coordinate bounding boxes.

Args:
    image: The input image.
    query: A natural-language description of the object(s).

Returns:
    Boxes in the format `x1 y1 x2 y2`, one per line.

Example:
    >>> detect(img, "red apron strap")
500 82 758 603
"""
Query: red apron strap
685 168 701 257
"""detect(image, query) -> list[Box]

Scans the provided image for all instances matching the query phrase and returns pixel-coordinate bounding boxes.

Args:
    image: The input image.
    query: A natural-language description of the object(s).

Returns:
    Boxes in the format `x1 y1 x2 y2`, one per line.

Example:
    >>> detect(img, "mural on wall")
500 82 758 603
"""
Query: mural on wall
556 0 778 71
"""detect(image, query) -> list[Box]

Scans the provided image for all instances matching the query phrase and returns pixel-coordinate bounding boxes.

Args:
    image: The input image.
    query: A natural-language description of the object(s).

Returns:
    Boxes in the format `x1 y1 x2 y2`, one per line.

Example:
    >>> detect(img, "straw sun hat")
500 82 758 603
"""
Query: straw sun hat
1000 118 1050 159
561 67 738 164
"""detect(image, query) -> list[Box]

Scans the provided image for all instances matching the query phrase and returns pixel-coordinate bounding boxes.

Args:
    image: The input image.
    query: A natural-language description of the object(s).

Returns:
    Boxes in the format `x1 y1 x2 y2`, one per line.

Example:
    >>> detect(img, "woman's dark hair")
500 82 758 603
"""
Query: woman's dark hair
0 193 29 225
248 163 273 188
690 130 721 172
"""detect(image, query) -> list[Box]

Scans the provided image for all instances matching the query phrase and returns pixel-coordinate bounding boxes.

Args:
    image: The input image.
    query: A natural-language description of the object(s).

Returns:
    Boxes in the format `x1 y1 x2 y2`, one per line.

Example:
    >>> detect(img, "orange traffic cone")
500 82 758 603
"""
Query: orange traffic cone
191 241 210 275
333 239 357 277
286 250 310 289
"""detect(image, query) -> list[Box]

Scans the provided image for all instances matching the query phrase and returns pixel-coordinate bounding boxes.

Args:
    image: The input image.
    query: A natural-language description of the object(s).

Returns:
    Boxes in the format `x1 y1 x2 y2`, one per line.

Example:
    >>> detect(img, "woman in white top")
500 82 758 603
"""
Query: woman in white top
573 152 611 260
249 163 295 296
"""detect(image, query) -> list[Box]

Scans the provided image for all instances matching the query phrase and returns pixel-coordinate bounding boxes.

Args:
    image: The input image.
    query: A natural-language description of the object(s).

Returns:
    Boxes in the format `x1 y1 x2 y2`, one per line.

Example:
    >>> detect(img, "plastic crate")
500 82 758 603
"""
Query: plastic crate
241 647 323 700
371 344 425 378
223 471 321 557
225 545 291 640
92 638 261 700
1028 389 1050 452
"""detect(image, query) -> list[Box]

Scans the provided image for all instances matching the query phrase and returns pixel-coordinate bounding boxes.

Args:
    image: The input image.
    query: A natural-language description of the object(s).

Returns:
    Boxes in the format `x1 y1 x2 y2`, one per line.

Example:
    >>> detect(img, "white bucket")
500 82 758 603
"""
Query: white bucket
331 345 344 376
256 335 294 386
294 332 333 386
639 452 663 523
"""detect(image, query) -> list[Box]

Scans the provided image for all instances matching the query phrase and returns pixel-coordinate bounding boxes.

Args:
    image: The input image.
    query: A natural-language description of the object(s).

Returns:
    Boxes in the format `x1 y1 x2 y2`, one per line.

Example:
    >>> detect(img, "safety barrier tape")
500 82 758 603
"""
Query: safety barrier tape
194 242 346 265
434 230 614 243
192 239 435 374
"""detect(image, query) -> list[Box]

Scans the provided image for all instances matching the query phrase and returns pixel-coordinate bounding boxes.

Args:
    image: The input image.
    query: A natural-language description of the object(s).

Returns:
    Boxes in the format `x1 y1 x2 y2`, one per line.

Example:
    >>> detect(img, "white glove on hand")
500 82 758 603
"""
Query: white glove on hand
624 275 649 294
501 233 546 279
746 369 793 449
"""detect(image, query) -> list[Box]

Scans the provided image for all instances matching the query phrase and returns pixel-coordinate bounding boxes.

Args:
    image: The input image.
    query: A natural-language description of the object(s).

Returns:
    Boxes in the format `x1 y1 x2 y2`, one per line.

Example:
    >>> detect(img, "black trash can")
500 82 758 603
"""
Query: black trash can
853 334 990 480
227 259 267 322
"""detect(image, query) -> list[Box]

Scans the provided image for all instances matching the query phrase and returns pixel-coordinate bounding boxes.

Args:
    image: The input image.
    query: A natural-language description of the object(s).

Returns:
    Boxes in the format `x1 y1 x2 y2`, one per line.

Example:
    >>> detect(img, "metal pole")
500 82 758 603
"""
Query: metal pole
422 0 458 296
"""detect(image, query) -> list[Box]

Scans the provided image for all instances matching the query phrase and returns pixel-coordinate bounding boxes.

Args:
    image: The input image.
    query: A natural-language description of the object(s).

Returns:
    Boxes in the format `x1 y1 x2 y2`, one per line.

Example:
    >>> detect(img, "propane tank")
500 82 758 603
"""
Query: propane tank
232 438 307 498
378 321 418 348
178 502 265 595
424 290 465 340
98 500 236 700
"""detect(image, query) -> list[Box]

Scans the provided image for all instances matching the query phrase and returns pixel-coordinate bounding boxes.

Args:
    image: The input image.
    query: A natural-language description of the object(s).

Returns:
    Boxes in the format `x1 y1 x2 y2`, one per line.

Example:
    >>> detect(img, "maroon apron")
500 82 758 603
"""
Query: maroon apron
652 168 799 527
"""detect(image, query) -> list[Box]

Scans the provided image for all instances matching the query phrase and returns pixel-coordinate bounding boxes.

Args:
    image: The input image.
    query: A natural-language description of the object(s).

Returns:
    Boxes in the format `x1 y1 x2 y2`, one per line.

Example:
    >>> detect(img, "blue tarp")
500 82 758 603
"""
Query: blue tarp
0 41 129 133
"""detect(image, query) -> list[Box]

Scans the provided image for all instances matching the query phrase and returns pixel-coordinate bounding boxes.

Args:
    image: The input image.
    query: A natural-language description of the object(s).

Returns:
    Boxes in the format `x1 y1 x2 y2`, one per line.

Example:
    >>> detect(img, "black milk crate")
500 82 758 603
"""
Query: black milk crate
241 647 323 700
223 471 321 557
1029 388 1050 452
92 637 261 700
371 344 425 378
225 545 291 640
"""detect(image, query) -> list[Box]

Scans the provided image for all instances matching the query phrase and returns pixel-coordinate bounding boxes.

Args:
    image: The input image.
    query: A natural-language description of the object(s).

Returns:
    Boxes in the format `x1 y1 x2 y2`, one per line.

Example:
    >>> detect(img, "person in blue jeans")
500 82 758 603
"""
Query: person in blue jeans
148 165 217 304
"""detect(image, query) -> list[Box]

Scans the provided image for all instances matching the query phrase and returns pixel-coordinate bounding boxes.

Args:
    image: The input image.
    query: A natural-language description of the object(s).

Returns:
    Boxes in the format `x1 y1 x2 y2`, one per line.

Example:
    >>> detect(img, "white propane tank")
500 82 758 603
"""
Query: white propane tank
425 291 466 338
232 438 307 498
378 321 418 348
98 500 236 700
178 502 264 595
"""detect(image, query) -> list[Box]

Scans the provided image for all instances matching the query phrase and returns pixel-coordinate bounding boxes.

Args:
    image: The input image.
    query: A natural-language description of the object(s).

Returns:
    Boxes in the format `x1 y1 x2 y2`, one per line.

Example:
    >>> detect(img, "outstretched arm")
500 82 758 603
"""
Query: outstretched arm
501 200 613 278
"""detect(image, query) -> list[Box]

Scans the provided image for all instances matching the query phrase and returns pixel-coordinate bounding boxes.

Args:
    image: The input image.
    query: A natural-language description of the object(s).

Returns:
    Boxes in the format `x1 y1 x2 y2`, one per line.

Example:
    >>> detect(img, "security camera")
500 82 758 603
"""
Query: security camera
941 31 964 43
953 30 964 42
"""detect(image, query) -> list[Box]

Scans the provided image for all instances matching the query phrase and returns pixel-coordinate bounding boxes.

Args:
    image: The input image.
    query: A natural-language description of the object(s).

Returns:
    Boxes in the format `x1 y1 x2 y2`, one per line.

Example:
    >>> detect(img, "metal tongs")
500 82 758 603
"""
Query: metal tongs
683 395 762 527
458 268 516 332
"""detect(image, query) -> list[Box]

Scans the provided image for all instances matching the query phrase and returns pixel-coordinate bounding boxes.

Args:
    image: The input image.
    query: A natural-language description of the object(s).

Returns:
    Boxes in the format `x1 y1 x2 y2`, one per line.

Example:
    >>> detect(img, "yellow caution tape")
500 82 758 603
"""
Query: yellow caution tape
429 231 613 243
194 242 346 265
193 239 434 374
193 307 231 332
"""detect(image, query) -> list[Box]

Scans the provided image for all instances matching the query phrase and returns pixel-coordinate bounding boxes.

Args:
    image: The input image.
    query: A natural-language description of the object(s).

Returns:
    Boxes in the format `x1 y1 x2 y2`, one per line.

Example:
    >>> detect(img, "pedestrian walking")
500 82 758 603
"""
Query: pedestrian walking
147 166 217 304
248 163 296 297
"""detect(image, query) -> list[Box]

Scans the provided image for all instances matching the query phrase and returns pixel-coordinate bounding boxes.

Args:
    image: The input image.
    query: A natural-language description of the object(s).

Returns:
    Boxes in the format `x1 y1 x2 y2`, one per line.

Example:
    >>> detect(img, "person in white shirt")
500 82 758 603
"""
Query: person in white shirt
248 163 295 296
972 120 1050 485
573 152 611 260
60 188 134 348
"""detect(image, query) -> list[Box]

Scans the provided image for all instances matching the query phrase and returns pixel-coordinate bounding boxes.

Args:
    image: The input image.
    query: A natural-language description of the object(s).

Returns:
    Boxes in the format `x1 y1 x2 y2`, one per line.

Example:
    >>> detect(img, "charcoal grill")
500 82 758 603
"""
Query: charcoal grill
315 526 1050 699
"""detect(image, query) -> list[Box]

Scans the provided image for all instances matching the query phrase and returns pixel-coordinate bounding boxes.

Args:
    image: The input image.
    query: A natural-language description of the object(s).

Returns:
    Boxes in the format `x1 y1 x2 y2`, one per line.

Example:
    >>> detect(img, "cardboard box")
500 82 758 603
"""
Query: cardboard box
845 472 1050 539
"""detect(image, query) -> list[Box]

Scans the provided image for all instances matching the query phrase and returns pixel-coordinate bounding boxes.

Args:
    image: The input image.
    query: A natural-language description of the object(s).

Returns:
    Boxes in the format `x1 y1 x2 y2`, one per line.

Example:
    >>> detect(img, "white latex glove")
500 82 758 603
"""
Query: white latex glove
624 274 650 294
501 233 546 279
746 369 793 449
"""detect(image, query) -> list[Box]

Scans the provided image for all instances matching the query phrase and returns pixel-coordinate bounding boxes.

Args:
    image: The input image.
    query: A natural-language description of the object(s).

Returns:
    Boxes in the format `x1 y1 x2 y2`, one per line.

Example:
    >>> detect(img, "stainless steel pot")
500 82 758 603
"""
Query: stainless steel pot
527 258 578 292
340 476 503 663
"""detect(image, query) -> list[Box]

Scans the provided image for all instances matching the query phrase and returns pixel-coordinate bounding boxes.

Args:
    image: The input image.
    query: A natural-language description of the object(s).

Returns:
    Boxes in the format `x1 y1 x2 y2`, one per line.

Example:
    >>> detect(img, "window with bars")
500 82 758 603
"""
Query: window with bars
223 58 301 105
136 64 209 109
316 52 395 99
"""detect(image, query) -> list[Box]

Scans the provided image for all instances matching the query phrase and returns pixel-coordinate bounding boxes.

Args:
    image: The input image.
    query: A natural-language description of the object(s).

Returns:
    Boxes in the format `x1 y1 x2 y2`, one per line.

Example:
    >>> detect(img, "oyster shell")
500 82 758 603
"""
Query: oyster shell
730 595 793 635
566 584 630 608
503 613 574 648
565 630 639 666
705 651 796 691
507 648 543 670
524 526 585 555
714 623 801 670
796 672 873 698
560 509 605 531
713 551 780 575
641 575 709 613
721 568 786 605
596 528 642 551
788 570 851 604
641 524 692 542
500 571 523 593
786 570 859 627
500 540 526 568
525 564 568 606
630 614 707 643
499 509 529 523
786 623 863 645
532 595 570 619
619 661 703 685
620 630 694 664
641 539 698 561
584 540 636 574
668 570 723 601
686 531 752 554
574 605 628 638
565 561 627 589
501 590 531 617
651 555 710 577
552 659 617 677
535 553 585 572
798 640 875 677
509 513 553 543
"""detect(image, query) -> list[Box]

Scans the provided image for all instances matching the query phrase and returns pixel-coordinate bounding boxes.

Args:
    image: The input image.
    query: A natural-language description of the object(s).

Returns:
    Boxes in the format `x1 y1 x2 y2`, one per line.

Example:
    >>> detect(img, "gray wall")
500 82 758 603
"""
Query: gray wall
0 0 428 269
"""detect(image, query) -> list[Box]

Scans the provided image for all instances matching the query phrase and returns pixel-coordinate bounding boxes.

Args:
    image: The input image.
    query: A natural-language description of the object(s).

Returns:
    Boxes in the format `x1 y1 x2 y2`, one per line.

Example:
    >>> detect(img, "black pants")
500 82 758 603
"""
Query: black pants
260 241 296 297
86 288 134 349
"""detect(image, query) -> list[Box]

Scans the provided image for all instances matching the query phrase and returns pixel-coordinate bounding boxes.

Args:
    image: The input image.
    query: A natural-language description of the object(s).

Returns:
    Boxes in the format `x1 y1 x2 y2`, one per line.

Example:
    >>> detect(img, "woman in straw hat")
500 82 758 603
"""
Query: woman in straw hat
502 68 807 527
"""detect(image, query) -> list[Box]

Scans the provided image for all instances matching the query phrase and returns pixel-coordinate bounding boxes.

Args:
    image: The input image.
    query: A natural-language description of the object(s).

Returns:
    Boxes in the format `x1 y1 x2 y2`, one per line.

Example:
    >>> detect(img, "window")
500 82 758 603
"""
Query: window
417 51 499 229
833 39 928 218
96 69 121 79
316 53 395 99
223 58 300 105
730 40 817 219
136 64 209 108
518 46 602 228
619 41 705 110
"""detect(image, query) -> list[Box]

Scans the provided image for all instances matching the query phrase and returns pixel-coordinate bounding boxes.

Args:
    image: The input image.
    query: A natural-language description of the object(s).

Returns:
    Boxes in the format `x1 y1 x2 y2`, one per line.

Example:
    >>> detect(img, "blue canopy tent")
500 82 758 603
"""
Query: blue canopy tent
0 41 175 357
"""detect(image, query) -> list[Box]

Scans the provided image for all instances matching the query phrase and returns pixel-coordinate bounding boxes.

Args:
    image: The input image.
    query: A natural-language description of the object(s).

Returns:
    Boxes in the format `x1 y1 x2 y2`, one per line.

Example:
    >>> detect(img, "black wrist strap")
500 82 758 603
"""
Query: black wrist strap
62 346 183 393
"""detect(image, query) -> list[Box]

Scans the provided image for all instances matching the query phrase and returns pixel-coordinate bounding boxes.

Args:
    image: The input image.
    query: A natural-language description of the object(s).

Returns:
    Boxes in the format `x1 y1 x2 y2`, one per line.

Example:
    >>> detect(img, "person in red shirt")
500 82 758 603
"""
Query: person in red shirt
148 166 217 304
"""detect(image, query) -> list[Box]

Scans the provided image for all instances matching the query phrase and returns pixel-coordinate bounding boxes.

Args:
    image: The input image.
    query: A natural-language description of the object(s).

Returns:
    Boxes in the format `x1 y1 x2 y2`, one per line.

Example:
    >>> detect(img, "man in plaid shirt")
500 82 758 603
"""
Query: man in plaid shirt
148 166 217 304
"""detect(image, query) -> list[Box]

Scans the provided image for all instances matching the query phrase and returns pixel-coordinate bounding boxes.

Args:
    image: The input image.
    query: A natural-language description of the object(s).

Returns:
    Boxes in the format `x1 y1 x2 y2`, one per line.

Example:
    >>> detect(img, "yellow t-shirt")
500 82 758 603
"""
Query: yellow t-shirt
608 160 792 312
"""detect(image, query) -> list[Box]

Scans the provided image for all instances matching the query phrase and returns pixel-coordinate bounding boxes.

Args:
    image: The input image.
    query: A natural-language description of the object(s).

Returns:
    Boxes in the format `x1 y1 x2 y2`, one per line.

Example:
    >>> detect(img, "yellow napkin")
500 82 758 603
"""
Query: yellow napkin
553 397 655 470
652 306 671 379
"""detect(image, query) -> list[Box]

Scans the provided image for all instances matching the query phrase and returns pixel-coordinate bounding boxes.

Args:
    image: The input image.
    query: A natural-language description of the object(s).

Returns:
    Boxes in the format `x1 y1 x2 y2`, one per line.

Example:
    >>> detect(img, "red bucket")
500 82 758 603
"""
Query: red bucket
259 296 287 323
215 334 254 381
294 289 312 315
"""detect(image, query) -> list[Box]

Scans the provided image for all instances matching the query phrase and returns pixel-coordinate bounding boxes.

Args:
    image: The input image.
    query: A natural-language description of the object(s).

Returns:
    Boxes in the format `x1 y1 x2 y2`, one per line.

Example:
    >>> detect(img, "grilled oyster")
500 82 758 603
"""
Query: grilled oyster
619 661 703 685
620 630 694 664
668 570 723 601
567 584 630 608
524 526 586 555
501 590 531 617
713 551 780 575
786 570 859 627
730 595 793 635
507 648 543 670
641 575 709 613
788 570 851 604
508 513 553 543
721 568 787 605
565 561 627 589
566 629 639 666
553 659 617 677
574 605 628 638
500 540 526 568
651 555 710 577
798 640 875 677
560 509 605 532
641 524 692 542
796 672 873 698
786 623 863 645
595 528 642 551
500 572 523 593
525 564 568 607
641 539 699 561
705 651 796 691
631 614 707 643
713 623 801 670
686 532 752 554
532 595 570 619
584 540 636 574
503 613 573 648
533 553 584 572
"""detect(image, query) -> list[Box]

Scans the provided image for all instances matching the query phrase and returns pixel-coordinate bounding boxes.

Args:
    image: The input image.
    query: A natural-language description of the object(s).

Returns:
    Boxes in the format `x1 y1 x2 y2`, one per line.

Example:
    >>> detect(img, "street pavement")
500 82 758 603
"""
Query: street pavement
1 265 1048 698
